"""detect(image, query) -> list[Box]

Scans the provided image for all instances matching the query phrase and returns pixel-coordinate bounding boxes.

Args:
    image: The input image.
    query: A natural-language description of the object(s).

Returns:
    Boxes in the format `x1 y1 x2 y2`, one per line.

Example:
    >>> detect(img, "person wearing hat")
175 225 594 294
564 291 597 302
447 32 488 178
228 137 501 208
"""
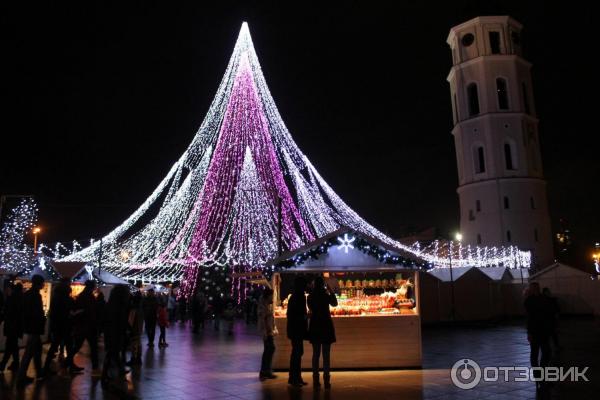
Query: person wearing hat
16 274 46 387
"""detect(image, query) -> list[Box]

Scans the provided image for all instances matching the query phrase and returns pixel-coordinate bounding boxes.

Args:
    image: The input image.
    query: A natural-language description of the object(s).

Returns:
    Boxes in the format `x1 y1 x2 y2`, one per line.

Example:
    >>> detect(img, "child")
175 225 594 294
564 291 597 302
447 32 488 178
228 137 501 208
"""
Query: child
157 300 169 347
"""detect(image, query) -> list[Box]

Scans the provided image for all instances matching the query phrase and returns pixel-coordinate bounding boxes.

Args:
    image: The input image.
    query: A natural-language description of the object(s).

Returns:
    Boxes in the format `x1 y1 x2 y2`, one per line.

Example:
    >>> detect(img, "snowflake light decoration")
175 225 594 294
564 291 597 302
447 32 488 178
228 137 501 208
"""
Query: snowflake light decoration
337 234 355 254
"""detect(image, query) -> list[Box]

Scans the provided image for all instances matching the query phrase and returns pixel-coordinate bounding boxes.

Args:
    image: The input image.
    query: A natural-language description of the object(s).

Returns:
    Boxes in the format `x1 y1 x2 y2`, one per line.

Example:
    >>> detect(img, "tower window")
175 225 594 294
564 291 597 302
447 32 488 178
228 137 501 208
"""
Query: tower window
467 83 480 116
530 196 536 209
453 93 459 123
461 33 475 47
506 230 512 242
489 31 501 54
496 78 509 110
474 146 486 174
504 143 516 170
476 200 481 212
534 228 539 242
504 196 510 209
477 234 482 244
522 82 531 114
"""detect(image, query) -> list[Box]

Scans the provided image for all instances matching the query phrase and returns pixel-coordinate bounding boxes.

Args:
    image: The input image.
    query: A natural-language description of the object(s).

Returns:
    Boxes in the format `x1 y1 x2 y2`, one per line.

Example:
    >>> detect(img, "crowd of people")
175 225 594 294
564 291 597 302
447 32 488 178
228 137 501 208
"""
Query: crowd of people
0 273 563 392
0 275 175 388
257 275 338 390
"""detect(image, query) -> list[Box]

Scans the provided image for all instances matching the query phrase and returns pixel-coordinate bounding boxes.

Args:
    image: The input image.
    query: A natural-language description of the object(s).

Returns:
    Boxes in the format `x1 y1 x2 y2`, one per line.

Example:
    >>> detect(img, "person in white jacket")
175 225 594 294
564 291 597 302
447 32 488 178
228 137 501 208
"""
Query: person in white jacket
258 288 278 381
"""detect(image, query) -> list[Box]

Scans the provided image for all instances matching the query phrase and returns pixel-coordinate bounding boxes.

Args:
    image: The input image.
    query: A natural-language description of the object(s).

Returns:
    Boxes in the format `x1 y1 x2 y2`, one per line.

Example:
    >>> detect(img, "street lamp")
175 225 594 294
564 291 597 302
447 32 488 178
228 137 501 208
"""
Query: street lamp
448 231 462 321
32 226 41 255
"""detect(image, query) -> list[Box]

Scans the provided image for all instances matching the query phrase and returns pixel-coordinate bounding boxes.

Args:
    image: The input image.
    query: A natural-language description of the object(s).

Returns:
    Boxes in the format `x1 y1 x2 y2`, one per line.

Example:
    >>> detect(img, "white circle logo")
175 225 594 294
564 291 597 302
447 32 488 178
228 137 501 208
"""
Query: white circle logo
451 358 482 389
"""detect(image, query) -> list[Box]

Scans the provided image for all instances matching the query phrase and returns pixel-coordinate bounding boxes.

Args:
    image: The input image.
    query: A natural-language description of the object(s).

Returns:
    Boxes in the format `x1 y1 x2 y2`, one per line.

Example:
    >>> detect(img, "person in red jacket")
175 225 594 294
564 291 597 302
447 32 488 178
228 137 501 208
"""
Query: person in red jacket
157 299 169 348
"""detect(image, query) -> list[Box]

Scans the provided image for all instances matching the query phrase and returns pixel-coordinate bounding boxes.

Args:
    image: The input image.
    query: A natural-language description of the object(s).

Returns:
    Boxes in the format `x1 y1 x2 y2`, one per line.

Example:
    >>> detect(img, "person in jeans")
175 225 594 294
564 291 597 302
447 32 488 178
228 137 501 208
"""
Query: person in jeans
157 300 169 347
16 274 46 388
258 288 277 381
287 277 308 387
307 276 337 389
0 282 23 373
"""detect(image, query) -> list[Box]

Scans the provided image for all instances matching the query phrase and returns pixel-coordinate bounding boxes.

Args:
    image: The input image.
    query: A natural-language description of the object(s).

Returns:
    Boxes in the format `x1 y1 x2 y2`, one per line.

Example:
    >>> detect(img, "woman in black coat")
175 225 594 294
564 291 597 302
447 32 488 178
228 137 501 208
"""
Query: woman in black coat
286 276 308 386
307 276 337 389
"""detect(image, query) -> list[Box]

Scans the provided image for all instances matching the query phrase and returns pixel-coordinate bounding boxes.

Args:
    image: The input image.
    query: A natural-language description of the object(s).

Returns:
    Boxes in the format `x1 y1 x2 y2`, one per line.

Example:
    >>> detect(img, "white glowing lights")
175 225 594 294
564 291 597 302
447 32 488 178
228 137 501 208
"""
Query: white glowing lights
0 198 38 272
49 23 530 286
337 234 355 254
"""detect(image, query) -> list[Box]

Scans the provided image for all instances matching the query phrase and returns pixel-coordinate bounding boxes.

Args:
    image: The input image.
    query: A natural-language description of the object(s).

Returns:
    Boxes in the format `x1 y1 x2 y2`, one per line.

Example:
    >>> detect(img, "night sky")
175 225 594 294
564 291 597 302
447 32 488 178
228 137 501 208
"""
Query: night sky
1 2 597 261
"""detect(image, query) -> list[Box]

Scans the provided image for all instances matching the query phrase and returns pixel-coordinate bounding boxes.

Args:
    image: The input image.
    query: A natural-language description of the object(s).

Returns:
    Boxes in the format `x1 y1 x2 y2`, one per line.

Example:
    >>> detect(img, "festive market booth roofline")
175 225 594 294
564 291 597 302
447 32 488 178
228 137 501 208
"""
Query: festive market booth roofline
267 227 431 271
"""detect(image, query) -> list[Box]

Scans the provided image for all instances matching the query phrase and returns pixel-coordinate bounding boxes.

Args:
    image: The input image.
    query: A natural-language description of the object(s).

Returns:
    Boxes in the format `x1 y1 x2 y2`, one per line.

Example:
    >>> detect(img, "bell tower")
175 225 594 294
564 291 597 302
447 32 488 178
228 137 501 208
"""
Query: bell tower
447 16 554 268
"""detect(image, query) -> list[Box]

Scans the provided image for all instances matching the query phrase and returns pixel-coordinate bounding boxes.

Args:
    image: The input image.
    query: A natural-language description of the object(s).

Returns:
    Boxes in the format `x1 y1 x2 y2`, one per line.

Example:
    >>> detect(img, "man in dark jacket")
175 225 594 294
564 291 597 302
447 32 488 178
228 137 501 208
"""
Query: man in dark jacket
287 276 308 387
72 280 99 370
43 278 84 374
524 282 553 383
0 282 23 372
143 288 159 347
16 274 46 387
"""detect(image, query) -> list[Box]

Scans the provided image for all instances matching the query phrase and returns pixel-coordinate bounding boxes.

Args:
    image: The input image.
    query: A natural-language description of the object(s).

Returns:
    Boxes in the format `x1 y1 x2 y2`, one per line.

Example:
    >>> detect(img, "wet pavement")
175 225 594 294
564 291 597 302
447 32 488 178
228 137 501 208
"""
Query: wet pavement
0 317 598 399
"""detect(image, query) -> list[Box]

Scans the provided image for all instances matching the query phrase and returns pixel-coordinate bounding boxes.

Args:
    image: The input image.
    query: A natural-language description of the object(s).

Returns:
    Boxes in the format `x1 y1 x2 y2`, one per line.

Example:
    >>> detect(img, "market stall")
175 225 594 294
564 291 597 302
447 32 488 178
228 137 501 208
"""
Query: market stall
268 229 423 370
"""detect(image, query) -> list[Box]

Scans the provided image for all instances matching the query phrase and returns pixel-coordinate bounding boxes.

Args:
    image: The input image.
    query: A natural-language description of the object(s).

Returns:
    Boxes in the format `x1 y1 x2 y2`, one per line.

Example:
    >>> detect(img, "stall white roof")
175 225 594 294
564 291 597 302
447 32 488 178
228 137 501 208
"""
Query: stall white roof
427 267 474 282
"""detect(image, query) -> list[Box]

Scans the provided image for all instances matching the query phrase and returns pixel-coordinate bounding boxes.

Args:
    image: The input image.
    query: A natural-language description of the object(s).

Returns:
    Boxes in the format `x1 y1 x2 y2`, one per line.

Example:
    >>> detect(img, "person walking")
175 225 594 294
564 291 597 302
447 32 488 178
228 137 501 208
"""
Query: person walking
16 274 46 388
43 279 83 375
191 291 207 333
167 290 177 323
307 276 337 389
157 299 169 347
72 280 100 371
258 288 277 381
212 295 224 331
143 288 159 347
126 291 144 366
287 276 308 387
0 282 23 373
524 282 553 388
101 284 131 385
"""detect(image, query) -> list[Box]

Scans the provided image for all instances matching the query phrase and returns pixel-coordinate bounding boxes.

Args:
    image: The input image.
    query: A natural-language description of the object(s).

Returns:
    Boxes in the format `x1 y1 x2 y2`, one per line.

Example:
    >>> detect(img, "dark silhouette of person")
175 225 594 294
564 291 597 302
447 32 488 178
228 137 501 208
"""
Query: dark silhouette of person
258 287 277 381
212 294 225 331
96 290 106 336
191 291 207 333
287 276 308 387
143 288 159 347
43 278 83 374
0 282 23 373
101 284 131 385
542 287 561 350
72 280 100 370
307 276 337 389
16 274 46 387
524 282 553 385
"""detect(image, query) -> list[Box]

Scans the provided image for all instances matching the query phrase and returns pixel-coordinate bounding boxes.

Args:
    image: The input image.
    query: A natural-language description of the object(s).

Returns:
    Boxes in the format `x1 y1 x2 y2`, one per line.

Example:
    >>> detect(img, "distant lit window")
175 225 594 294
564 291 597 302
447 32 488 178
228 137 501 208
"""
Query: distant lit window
467 83 480 116
496 78 509 110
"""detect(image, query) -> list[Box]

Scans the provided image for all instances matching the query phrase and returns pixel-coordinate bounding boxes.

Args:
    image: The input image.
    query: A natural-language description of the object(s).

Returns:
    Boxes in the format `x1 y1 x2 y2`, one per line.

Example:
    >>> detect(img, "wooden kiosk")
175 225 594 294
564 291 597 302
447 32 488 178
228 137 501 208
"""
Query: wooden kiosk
268 229 422 370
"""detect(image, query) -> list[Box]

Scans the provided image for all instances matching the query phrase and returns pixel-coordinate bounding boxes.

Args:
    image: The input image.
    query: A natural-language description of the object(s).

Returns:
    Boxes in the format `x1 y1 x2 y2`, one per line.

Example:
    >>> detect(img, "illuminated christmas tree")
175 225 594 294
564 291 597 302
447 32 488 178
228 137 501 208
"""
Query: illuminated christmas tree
61 23 530 297
0 198 38 271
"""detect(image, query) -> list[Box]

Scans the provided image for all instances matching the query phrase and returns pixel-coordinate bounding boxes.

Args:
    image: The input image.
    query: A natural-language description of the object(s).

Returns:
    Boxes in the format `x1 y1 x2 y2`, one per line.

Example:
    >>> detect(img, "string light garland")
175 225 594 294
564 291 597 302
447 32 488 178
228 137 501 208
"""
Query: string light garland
54 23 530 297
